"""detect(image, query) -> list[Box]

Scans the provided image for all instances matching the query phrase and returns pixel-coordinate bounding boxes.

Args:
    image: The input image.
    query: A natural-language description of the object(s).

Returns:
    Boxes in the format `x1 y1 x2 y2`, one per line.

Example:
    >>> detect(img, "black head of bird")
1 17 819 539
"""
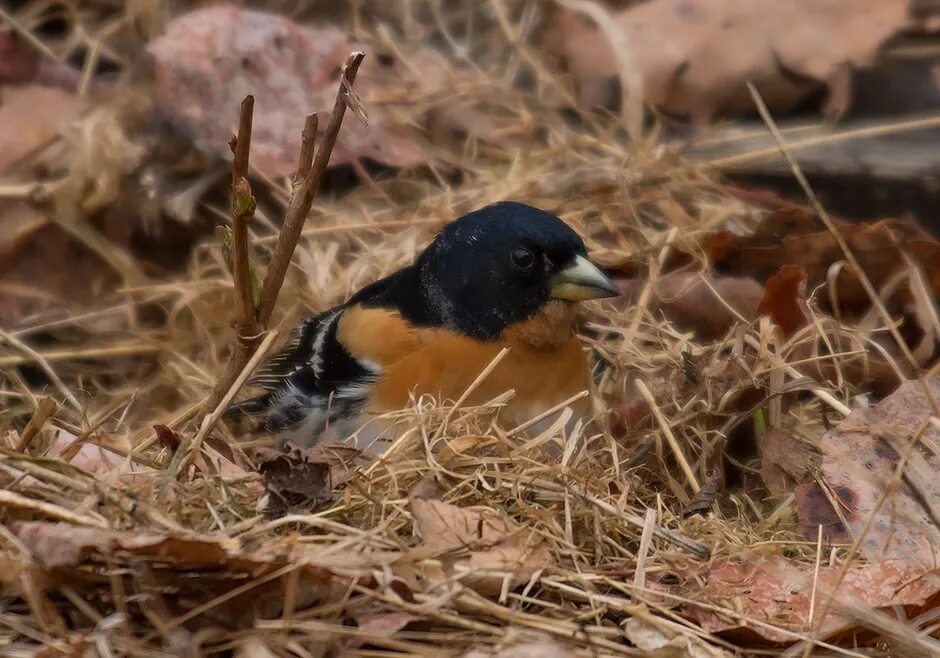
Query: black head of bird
356 201 618 341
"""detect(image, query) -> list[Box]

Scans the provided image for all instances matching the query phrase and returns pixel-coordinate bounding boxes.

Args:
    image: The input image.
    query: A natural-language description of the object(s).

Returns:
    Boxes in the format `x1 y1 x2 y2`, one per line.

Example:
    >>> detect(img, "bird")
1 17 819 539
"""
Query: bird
226 201 619 451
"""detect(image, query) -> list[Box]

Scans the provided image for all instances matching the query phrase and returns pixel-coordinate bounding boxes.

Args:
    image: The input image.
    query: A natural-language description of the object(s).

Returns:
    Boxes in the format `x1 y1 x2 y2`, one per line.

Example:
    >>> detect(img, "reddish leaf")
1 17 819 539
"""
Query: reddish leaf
149 5 428 177
758 265 808 338
686 556 940 644
797 378 940 564
617 272 762 340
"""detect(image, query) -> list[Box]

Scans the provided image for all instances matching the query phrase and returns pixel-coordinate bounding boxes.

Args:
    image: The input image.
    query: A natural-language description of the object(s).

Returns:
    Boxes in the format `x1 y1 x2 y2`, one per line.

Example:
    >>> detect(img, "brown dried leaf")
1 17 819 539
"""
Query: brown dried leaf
346 611 419 651
759 428 820 497
682 472 722 518
707 210 940 318
758 265 808 338
153 424 237 467
0 30 83 91
15 522 234 569
462 636 575 658
686 556 940 644
0 30 38 84
0 202 47 260
410 498 552 596
0 219 123 327
149 5 428 177
13 521 380 628
617 272 762 339
796 378 940 564
234 638 278 658
257 446 332 517
610 398 654 436
546 0 911 125
0 87 140 326
45 430 158 484
624 617 734 657
0 85 89 174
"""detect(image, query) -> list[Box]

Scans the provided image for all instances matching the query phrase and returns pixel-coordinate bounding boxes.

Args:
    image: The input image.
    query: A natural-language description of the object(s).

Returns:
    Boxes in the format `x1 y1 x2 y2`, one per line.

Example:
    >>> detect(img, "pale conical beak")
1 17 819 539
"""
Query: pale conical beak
550 255 619 301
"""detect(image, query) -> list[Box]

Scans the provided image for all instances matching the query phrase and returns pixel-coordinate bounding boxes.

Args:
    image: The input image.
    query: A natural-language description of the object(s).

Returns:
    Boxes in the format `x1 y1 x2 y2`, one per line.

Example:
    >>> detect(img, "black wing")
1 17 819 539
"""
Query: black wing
223 306 377 439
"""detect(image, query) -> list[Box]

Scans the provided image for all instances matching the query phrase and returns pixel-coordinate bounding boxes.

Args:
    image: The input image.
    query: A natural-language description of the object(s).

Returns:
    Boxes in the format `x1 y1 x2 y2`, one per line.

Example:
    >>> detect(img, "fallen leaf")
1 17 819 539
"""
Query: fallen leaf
153 424 238 467
149 5 428 177
706 209 940 319
797 378 940 565
617 272 762 339
410 498 552 596
45 430 158 484
624 617 734 657
462 636 575 658
0 85 89 174
685 555 940 644
345 611 419 651
682 472 722 518
0 202 48 261
0 219 122 326
0 30 84 91
13 521 385 627
759 428 820 498
15 522 234 569
257 447 332 517
0 84 143 326
0 30 39 84
545 0 911 126
758 265 808 338
698 209 938 392
610 398 654 436
234 638 278 658
409 477 445 501
793 481 848 545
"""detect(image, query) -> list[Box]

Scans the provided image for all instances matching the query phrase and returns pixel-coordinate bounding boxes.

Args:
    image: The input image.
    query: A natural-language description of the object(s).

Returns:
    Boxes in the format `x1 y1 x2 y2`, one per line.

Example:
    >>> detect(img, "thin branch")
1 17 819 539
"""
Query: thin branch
230 95 258 339
258 51 365 327
294 113 318 186
196 53 364 417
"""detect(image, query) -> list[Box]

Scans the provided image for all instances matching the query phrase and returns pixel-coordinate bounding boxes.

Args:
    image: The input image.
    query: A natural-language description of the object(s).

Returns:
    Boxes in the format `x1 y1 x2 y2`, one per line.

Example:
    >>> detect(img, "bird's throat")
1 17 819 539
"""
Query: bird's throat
501 300 578 349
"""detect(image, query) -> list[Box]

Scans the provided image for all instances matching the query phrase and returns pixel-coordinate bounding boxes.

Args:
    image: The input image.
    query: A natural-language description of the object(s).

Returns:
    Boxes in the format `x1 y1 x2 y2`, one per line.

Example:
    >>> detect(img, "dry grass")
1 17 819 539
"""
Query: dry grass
1 1 937 656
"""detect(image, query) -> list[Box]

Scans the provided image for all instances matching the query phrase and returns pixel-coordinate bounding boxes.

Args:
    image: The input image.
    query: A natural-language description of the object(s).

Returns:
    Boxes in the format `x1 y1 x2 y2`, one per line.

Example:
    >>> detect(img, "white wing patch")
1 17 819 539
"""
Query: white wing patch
309 310 341 378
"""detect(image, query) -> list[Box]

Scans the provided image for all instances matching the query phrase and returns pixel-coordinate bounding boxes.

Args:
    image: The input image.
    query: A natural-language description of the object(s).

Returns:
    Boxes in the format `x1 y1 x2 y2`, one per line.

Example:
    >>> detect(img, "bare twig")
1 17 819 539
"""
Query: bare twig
258 52 365 327
294 113 318 186
195 102 258 419
197 53 365 417
230 95 258 342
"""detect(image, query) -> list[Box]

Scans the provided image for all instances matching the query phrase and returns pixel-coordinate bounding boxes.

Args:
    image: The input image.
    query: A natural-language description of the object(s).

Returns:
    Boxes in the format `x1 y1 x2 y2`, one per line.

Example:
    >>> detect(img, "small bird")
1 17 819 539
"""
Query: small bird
227 201 618 450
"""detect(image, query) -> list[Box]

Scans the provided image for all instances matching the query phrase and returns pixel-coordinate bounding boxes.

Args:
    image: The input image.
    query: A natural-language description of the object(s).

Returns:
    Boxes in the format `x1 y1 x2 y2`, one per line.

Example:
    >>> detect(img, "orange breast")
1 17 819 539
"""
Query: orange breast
336 304 593 425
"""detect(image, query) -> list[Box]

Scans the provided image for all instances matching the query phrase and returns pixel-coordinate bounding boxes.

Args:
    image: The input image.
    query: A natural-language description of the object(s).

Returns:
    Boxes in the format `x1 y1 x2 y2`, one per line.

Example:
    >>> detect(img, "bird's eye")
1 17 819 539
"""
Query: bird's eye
510 247 535 272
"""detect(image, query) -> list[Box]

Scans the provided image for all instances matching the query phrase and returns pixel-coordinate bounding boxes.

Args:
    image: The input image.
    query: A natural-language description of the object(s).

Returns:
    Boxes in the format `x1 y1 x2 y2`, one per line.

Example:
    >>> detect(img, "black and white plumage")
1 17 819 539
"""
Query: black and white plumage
228 308 378 444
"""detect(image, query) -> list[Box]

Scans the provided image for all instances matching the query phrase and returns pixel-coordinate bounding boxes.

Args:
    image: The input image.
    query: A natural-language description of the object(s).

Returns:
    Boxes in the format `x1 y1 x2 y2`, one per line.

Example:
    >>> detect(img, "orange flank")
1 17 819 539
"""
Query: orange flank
336 303 593 424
